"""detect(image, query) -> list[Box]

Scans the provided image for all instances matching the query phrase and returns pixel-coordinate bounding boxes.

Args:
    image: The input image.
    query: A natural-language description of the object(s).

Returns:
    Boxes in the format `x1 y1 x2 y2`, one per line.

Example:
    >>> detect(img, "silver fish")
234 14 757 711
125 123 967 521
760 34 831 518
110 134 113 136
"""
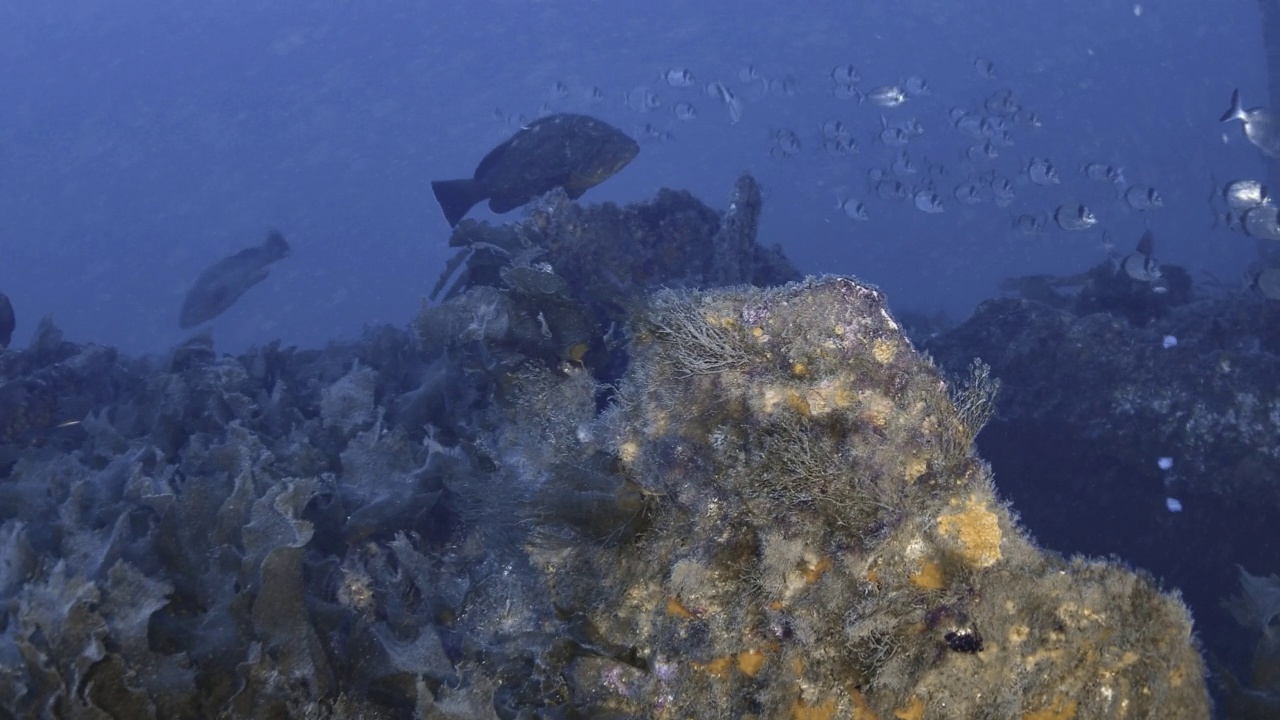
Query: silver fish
879 127 909 147
625 86 661 112
725 98 743 124
1223 179 1270 210
1027 157 1060 185
901 118 925 137
1015 110 1042 128
180 231 290 328
663 68 696 87
771 129 802 158
891 151 917 176
973 58 997 79
989 175 1015 197
878 117 909 146
1212 208 1242 233
869 85 907 108
903 75 929 96
1013 212 1047 235
674 102 698 121
1124 186 1164 211
706 81 743 123
989 176 1016 207
821 120 851 139
837 197 869 220
1220 89 1280 158
913 189 944 213
1084 162 1125 185
982 115 1009 136
1054 204 1097 231
823 136 858 156
1247 265 1280 299
548 81 570 100
966 142 998 162
984 89 1021 116
634 123 673 143
831 64 861 85
1121 230 1161 283
953 182 983 204
955 114 987 139
1243 205 1280 240
876 179 910 200
769 75 799 96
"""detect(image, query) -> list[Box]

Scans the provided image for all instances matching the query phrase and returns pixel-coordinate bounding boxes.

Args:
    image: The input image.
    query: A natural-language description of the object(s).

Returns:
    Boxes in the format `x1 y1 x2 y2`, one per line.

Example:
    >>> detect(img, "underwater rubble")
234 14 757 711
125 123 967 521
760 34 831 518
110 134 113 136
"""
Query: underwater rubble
0 178 1211 718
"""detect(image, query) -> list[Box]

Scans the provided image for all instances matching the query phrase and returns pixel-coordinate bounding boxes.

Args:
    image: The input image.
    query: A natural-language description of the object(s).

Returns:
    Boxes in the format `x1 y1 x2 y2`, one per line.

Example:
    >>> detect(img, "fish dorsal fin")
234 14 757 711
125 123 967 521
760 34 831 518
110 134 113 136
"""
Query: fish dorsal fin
1136 229 1155 256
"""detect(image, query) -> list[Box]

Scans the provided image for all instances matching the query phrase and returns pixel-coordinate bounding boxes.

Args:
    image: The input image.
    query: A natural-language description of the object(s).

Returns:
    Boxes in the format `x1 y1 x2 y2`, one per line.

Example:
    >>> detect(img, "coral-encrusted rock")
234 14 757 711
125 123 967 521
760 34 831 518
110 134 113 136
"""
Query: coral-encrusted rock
531 277 1210 718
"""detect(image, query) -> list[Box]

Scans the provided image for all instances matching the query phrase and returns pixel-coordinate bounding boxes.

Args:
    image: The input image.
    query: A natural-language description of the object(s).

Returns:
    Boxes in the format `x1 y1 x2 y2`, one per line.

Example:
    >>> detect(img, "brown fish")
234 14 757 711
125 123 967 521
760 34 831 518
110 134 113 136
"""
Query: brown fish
431 113 639 227
180 231 290 328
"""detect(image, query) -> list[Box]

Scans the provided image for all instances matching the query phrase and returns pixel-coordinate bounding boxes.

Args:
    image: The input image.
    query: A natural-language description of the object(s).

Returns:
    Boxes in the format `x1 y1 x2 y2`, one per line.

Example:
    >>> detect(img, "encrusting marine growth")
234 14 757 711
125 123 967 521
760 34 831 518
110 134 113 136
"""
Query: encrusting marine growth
521 276 1210 718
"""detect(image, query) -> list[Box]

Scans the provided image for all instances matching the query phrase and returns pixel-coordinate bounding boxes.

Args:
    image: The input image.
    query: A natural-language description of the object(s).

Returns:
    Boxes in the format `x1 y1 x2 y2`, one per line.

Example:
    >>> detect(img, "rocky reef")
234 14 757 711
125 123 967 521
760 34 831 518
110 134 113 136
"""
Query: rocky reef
930 265 1280 715
0 178 1211 718
546 276 1208 718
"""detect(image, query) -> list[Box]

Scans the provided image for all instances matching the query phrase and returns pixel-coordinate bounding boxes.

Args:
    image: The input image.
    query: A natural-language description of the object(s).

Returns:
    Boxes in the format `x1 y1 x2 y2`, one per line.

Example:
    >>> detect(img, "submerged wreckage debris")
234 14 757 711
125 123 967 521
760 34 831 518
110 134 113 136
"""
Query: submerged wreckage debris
423 174 799 386
0 178 1210 717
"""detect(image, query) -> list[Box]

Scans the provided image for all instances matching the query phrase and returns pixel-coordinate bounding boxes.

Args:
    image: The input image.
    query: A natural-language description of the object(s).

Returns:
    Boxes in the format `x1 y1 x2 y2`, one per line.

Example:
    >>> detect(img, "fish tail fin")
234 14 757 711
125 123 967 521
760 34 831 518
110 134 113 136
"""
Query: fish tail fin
431 179 485 228
1220 89 1244 123
263 230 290 261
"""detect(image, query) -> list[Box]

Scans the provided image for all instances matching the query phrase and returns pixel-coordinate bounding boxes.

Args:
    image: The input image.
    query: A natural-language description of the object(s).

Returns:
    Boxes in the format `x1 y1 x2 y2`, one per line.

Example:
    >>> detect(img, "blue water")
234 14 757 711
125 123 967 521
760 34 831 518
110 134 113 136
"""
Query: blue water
0 0 1268 355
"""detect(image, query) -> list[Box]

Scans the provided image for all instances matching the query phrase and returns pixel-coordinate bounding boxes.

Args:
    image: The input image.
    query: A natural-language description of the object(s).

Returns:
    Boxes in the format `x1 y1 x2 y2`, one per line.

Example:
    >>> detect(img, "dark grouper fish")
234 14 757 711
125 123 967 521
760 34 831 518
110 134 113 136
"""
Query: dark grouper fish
431 113 640 227
179 230 290 328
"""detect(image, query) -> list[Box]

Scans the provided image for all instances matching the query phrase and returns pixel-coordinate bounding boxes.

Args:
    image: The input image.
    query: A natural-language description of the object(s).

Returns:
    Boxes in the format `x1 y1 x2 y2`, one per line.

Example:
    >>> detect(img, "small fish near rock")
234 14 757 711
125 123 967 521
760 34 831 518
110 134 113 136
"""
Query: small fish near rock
1246 263 1280 300
1121 229 1163 287
431 113 640 228
0 291 13 348
179 230 290 328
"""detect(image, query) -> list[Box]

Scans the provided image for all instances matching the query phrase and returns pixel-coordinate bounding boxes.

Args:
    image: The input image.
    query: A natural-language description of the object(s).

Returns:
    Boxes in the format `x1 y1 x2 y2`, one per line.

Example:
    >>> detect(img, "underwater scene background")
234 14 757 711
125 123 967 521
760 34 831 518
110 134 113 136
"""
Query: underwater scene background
2 0 1280 717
